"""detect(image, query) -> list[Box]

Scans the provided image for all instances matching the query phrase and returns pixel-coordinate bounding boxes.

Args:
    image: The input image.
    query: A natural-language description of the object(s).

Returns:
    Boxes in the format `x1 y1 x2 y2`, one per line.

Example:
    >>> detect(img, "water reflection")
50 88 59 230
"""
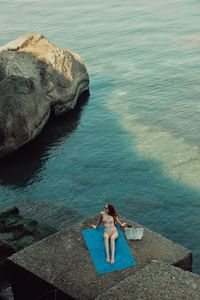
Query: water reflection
0 91 89 187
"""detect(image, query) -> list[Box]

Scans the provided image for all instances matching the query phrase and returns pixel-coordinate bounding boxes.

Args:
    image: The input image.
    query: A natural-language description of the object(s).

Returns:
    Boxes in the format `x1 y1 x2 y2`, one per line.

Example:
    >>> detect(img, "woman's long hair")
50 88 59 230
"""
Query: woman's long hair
107 204 118 222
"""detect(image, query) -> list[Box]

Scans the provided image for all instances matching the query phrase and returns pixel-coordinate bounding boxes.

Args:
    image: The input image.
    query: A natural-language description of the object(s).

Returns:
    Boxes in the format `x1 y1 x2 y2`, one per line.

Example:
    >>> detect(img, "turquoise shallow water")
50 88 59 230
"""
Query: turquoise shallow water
0 0 200 273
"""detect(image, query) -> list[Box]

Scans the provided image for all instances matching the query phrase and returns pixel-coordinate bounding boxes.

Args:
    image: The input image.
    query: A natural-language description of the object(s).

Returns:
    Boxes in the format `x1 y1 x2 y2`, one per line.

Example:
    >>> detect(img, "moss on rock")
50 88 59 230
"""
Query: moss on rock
0 206 57 284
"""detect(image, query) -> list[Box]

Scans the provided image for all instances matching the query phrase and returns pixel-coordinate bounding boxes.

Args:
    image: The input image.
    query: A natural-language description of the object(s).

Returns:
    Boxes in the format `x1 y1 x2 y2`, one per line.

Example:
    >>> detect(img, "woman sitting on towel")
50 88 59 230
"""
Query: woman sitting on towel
91 204 127 264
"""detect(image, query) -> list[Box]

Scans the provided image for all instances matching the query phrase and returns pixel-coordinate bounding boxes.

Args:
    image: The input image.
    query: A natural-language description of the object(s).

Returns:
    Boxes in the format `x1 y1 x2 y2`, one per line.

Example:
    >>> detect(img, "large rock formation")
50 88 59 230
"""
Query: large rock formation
0 33 89 157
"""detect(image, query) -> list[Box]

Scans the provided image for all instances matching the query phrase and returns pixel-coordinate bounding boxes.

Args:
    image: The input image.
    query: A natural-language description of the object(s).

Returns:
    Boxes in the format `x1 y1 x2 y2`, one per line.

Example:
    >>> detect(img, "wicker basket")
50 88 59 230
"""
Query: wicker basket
125 227 144 240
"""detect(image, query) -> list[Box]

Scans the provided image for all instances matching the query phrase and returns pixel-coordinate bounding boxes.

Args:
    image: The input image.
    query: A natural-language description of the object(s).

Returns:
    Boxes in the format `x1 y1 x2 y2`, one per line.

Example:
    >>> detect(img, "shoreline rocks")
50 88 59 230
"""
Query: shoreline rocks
0 33 89 157
15 199 82 230
0 206 57 286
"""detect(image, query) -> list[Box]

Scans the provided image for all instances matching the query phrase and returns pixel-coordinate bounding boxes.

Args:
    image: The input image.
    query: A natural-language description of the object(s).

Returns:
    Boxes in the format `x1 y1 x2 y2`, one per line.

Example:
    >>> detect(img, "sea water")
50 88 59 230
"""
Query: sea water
0 0 200 273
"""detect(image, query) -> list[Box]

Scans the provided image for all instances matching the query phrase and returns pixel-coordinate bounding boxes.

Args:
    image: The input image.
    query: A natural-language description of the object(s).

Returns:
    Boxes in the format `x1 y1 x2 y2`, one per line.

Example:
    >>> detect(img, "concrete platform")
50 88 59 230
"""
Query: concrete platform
7 215 193 299
96 261 200 300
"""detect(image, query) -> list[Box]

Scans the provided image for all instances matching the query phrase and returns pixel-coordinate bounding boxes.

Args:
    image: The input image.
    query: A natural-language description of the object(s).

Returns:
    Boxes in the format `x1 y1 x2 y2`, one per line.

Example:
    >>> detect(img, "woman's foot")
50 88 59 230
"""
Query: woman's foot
106 256 110 263
110 258 115 264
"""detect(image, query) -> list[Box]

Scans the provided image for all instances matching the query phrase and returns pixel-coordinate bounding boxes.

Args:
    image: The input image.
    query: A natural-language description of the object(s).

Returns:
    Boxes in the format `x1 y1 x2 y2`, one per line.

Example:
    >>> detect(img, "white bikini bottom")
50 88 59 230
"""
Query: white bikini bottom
104 227 115 235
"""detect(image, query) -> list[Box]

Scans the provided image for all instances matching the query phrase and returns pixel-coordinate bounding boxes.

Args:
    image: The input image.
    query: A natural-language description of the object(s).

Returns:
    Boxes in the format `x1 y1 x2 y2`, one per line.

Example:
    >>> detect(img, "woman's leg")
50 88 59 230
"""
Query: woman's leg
104 232 110 262
110 231 118 264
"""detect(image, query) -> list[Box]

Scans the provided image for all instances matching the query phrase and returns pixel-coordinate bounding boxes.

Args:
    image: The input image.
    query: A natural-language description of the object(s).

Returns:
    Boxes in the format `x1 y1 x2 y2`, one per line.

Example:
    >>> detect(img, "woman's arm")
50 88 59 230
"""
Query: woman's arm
91 215 103 229
116 215 127 227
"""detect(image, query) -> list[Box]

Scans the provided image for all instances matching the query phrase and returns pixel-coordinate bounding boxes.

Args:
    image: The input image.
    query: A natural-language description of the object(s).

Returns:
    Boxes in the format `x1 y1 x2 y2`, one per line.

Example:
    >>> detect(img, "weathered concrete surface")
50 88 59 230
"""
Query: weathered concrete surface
8 215 192 299
0 33 89 157
95 261 200 300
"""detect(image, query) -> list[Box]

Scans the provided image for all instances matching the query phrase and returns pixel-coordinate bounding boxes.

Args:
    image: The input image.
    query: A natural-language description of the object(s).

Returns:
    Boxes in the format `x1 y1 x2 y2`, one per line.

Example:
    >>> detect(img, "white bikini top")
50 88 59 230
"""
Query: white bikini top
101 212 114 225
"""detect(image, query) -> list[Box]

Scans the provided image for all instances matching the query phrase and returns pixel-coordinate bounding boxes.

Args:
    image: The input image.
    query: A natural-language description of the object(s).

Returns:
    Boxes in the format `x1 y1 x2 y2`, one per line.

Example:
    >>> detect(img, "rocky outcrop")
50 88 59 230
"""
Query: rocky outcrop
0 206 57 285
0 33 89 157
15 199 82 230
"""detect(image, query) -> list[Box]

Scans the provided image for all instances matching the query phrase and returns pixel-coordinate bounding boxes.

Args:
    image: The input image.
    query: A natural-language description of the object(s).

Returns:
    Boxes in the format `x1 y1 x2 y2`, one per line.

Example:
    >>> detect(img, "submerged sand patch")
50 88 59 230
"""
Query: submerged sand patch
107 89 200 190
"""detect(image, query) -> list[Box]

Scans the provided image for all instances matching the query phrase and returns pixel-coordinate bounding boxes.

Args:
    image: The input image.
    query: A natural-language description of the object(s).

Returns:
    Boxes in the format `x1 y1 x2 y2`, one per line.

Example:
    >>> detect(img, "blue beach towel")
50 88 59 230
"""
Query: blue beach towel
82 226 136 274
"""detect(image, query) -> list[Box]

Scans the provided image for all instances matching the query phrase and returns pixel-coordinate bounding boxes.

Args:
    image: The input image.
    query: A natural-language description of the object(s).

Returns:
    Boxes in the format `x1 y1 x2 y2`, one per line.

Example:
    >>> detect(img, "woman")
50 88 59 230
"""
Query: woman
91 204 127 264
